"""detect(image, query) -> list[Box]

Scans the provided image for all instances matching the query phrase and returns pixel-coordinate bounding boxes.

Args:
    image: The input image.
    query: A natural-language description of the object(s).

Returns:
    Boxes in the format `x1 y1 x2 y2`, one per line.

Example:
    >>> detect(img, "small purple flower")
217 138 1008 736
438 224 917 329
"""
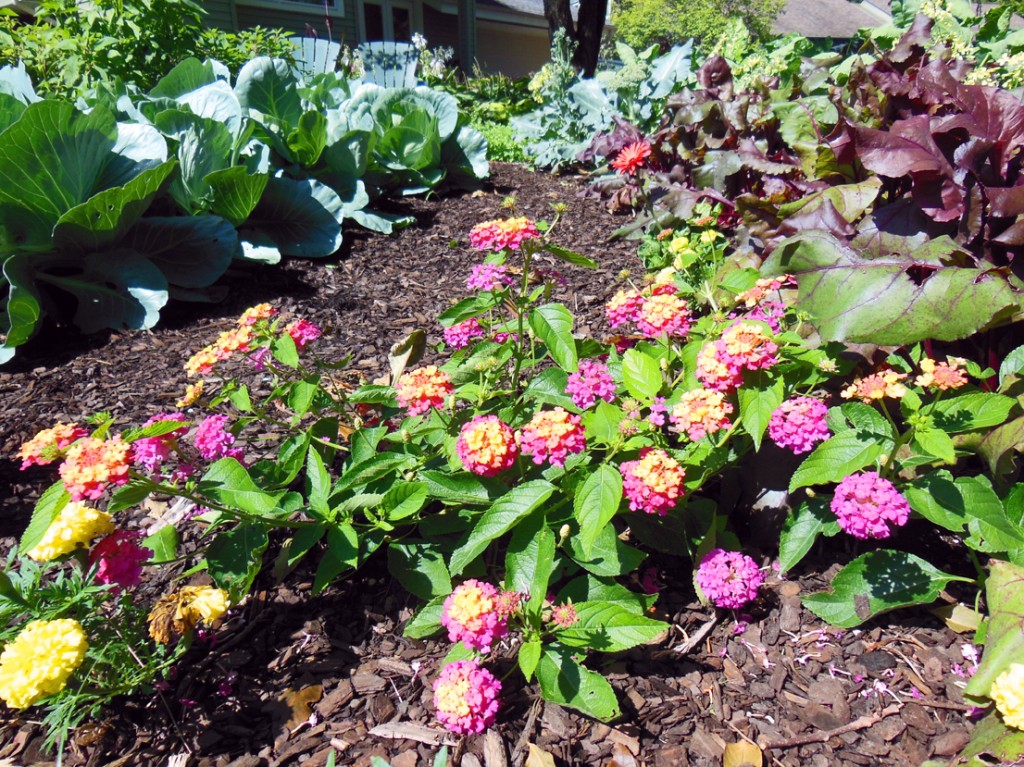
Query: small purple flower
696 548 764 610
831 471 910 539
443 318 485 350
466 263 514 292
193 415 244 462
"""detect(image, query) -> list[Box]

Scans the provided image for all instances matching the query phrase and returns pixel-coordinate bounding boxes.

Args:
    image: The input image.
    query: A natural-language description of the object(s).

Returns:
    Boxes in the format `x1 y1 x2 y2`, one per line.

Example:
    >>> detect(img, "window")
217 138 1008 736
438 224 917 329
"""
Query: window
239 0 343 10
360 0 415 41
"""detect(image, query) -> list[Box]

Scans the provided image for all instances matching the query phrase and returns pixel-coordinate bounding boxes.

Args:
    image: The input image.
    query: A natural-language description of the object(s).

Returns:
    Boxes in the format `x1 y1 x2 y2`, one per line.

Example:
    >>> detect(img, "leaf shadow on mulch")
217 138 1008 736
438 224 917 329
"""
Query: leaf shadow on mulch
0 164 978 767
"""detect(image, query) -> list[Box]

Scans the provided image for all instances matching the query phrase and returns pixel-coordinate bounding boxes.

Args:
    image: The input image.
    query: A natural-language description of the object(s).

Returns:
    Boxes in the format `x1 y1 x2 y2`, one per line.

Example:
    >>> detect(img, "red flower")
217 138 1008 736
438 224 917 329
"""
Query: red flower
610 141 652 175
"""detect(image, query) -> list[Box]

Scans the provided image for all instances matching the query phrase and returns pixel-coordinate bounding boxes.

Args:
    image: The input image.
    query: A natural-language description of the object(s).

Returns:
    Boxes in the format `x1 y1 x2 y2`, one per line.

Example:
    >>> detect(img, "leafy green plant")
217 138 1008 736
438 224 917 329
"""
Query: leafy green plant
472 119 527 163
610 0 784 52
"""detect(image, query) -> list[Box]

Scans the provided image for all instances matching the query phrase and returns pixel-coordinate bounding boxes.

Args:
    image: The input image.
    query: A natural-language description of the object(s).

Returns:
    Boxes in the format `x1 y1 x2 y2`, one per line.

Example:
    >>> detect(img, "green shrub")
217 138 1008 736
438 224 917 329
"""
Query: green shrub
194 27 297 76
473 119 527 163
610 0 784 51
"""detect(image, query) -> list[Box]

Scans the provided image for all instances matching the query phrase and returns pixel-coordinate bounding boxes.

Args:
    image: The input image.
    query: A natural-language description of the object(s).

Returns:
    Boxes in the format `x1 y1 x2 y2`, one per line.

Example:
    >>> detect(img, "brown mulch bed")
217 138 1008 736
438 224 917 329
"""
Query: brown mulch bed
0 163 976 767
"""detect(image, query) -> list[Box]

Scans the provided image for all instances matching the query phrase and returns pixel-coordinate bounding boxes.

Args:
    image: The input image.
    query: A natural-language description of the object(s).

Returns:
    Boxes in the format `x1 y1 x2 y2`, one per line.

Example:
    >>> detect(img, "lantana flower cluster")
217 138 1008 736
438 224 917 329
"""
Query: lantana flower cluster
58 436 132 502
396 366 454 416
841 369 908 404
441 580 509 652
456 416 518 476
469 217 540 252
466 262 514 292
605 285 691 339
565 359 616 409
443 317 486 350
768 397 830 454
517 408 586 467
696 549 764 610
831 471 911 539
670 389 733 441
17 422 88 469
696 320 779 392
620 448 686 516
433 660 502 735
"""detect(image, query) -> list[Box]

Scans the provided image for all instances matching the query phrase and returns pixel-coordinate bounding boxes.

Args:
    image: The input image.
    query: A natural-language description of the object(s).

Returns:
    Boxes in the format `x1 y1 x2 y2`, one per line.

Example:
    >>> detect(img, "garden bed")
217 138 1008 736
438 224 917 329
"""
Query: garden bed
0 164 976 767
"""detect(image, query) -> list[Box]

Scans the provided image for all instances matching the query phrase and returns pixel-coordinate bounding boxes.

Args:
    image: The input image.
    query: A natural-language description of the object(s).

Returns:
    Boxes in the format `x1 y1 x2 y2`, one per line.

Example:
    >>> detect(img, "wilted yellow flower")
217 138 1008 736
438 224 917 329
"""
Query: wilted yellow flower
177 381 203 408
993 662 1024 730
148 586 230 645
27 502 114 562
0 619 88 709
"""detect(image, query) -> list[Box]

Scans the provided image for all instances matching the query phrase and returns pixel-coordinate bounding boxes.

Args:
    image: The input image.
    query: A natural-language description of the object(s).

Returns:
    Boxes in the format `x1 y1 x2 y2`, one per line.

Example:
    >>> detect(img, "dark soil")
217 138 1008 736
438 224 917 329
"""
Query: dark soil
0 164 975 767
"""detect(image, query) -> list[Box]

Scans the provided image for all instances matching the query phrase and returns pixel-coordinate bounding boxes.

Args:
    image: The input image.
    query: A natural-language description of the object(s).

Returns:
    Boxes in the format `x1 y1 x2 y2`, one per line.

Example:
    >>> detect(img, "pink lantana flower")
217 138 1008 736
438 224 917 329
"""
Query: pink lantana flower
193 415 244 463
443 318 485 350
565 359 616 409
831 471 910 539
517 408 586 467
441 580 508 652
768 397 829 454
456 416 519 476
696 549 764 610
433 660 502 734
89 531 150 594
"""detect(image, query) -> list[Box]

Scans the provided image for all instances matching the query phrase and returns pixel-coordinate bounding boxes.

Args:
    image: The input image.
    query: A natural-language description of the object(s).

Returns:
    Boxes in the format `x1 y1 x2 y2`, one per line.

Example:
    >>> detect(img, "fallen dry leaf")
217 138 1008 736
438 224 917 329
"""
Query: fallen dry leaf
608 742 638 767
931 603 983 633
525 743 556 767
281 684 323 730
723 740 763 767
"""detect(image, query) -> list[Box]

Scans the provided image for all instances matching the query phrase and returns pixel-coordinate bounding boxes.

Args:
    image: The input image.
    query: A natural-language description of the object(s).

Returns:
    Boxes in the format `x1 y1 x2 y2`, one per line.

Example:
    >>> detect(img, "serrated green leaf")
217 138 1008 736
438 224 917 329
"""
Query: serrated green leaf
622 348 662 400
573 464 623 558
536 644 621 721
312 522 359 595
529 303 578 372
912 427 956 464
403 595 445 639
205 522 269 601
141 525 178 565
388 540 452 600
19 481 70 555
519 638 542 681
789 430 890 492
737 372 784 450
778 498 841 573
903 470 968 532
505 507 555 621
557 601 668 652
449 480 556 574
106 480 154 513
803 550 967 628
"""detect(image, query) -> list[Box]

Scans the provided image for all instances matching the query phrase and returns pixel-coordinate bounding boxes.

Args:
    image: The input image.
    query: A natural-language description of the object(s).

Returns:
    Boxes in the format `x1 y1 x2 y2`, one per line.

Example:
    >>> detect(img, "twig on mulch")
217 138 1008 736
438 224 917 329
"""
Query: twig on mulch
510 697 543 766
672 613 719 656
761 704 903 750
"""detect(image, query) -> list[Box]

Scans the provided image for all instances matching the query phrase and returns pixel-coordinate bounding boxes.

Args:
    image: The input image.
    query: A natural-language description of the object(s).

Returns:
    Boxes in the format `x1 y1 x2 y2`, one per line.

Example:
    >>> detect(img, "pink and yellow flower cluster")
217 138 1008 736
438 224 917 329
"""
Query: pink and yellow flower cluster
670 389 733 441
517 408 586 467
469 217 540 252
433 660 502 735
456 416 518 476
440 580 509 652
396 366 454 416
17 422 88 469
696 321 779 392
620 448 686 516
605 287 691 339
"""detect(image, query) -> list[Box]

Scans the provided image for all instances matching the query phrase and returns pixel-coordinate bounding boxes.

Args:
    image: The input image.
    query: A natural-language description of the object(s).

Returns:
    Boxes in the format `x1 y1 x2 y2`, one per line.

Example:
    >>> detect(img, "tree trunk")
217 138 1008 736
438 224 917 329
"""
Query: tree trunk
573 0 607 77
542 0 606 78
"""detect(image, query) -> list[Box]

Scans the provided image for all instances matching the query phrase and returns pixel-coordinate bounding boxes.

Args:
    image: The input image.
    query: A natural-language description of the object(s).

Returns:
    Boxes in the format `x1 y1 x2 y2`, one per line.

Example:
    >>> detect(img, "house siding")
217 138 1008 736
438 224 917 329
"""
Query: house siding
234 3 357 45
202 0 237 30
476 20 547 77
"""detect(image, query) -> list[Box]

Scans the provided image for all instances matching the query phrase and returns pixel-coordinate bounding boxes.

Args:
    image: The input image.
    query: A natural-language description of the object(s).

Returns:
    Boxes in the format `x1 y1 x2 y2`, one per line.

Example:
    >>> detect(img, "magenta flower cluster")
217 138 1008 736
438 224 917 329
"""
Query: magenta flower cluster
466 263 513 292
565 359 616 409
768 397 830 454
285 319 322 349
133 413 188 473
443 318 485 350
696 548 764 610
440 580 509 652
831 471 911 539
193 414 244 462
88 531 150 593
432 660 502 734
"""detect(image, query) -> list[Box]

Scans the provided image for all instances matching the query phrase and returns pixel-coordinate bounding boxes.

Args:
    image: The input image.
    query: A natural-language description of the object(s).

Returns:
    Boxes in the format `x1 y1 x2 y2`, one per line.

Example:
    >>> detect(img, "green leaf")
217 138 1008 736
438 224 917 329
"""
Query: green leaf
529 303 578 372
123 215 239 290
306 446 331 517
967 561 1024 703
573 464 623 558
542 242 598 269
788 430 890 492
835 402 895 437
437 293 495 327
932 392 1016 433
273 523 325 581
763 232 1021 344
0 570 26 607
556 575 656 615
565 522 646 577
903 470 968 532
234 56 303 125
505 507 556 620
582 401 625 446
106 480 154 514
346 384 398 406
737 372 784 450
198 458 284 516
524 367 578 410
286 110 328 166
205 522 269 600
961 476 1024 553
622 347 662 400
19 481 70 555
911 427 956 464
332 453 415 495
421 470 497 505
0 254 42 362
519 638 542 681
403 595 446 639
802 550 967 628
141 525 179 564
388 540 452 600
536 644 621 721
1000 345 1024 387
239 176 343 259
557 601 668 652
778 498 841 573
449 480 556 575
312 523 359 595
382 481 428 521
206 167 269 227
954 712 1024 766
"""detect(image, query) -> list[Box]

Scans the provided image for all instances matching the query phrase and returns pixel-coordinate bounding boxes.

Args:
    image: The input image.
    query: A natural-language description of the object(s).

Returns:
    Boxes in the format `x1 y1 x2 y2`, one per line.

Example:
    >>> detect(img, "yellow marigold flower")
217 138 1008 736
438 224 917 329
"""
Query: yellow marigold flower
237 303 277 326
699 229 720 244
915 357 968 391
667 236 690 256
992 662 1024 730
26 502 114 562
0 619 88 709
177 380 204 408
148 585 230 644
841 370 908 404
